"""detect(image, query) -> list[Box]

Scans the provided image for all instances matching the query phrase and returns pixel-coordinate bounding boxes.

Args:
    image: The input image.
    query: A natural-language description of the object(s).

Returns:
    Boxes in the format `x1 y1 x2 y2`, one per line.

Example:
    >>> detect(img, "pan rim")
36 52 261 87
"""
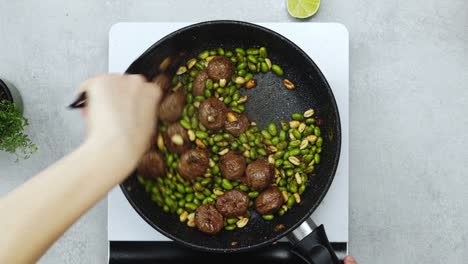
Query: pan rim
120 20 342 253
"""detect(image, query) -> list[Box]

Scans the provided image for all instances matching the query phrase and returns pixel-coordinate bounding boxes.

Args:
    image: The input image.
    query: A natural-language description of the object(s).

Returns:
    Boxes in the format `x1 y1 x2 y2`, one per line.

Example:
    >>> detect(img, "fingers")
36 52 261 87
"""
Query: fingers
344 256 357 264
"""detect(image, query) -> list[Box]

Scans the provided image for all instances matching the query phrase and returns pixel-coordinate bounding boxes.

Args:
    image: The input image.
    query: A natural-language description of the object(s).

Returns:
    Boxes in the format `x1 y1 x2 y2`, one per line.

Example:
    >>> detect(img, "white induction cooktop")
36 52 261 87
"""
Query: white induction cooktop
107 22 349 243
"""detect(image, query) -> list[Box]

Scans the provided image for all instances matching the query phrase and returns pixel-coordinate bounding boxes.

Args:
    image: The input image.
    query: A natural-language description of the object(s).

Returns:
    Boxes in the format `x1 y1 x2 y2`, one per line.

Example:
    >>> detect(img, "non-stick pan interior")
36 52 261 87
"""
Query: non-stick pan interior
121 21 341 252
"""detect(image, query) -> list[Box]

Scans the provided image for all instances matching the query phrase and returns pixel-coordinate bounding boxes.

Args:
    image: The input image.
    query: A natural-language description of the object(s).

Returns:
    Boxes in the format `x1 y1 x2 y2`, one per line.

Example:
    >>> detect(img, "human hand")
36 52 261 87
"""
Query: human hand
79 74 163 166
344 256 358 264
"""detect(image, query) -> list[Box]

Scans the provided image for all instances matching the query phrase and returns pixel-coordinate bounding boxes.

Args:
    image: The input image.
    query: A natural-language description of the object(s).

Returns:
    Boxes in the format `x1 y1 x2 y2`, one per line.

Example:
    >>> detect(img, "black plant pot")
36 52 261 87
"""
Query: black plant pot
0 78 23 113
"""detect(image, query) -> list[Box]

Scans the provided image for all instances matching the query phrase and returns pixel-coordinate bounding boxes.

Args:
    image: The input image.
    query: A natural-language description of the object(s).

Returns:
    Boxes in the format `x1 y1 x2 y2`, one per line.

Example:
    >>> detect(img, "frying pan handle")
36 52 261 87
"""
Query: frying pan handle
287 219 342 264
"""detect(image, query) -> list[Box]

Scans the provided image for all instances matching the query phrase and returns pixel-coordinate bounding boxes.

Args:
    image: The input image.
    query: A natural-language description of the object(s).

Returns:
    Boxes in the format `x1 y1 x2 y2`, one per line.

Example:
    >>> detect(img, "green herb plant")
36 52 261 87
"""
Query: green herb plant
0 100 37 160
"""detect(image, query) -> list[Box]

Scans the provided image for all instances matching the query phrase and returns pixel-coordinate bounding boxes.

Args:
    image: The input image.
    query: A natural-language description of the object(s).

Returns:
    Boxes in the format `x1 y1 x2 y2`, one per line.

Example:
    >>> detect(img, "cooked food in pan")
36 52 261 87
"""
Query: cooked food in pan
137 47 323 234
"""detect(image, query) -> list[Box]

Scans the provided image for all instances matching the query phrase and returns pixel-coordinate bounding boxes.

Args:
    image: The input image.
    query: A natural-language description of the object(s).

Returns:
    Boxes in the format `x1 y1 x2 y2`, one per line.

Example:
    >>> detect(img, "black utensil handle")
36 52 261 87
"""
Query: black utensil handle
68 92 87 109
292 224 342 264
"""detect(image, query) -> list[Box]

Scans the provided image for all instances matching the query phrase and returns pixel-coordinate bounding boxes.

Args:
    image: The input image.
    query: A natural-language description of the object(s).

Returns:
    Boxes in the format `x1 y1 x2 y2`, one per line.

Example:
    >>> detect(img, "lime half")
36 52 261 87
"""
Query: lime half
287 0 320 19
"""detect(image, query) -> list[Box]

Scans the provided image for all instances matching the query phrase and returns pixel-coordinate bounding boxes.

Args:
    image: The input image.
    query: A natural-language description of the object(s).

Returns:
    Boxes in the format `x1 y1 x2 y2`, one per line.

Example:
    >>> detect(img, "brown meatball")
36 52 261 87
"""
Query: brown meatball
178 149 209 180
206 56 234 81
198 98 227 130
193 70 209 96
159 91 185 122
153 73 170 93
215 189 250 217
255 187 284 215
164 123 190 154
219 152 246 180
224 112 249 136
246 159 274 191
195 204 224 235
137 150 165 178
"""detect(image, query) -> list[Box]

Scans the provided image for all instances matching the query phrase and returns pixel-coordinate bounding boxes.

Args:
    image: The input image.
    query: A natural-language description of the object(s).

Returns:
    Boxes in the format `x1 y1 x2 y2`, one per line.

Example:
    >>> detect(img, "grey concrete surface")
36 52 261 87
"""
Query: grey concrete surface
0 0 466 263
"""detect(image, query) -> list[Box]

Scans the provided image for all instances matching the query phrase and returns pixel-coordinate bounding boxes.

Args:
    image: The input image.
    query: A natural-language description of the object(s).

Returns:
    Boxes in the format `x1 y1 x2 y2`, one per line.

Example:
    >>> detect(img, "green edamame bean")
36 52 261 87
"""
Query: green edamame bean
248 191 259 198
201 178 212 186
213 134 223 142
289 149 300 156
176 184 186 194
212 165 220 174
163 205 170 212
292 113 304 121
222 179 233 190
279 178 287 187
204 89 212 98
195 192 205 200
209 50 217 56
226 51 233 57
239 134 248 144
225 225 236 231
303 127 314 136
314 126 321 136
271 137 280 145
195 131 208 139
278 209 286 216
304 154 314 163
235 48 245 56
194 182 204 191
237 69 247 77
247 48 259 55
306 118 316 125
237 62 247 70
185 193 194 202
193 198 201 206
211 145 219 153
299 185 306 194
262 214 275 221
314 153 321 164
195 95 205 102
217 47 225 55
178 199 186 207
180 119 191 129
317 147 322 153
288 181 298 193
198 50 209 59
164 197 175 207
244 72 253 81
271 64 284 76
185 203 197 211
289 140 301 147
278 130 286 141
257 148 267 156
280 120 289 131
273 151 285 159
248 62 257 71
268 123 278 136
261 62 269 73
205 79 213 90
250 148 258 159
203 188 212 197
316 137 323 147
287 196 296 207
247 55 257 64
292 129 302 140
203 197 215 205
277 141 288 150
239 184 249 192
185 186 193 193
227 218 238 225
259 47 268 57
275 159 283 167
261 130 272 140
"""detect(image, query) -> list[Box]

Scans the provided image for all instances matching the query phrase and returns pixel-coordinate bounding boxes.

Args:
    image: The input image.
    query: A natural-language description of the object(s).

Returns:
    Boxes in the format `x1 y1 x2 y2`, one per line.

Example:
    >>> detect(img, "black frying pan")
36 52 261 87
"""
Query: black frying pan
118 21 342 264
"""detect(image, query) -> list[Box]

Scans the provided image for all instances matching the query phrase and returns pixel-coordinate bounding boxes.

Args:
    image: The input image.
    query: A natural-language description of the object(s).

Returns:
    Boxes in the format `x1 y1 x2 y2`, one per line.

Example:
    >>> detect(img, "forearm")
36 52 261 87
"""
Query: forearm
0 139 137 263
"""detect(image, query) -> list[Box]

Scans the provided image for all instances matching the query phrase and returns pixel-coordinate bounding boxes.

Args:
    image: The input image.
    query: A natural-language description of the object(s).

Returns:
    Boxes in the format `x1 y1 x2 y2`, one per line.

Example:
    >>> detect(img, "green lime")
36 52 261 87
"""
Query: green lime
287 0 320 19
